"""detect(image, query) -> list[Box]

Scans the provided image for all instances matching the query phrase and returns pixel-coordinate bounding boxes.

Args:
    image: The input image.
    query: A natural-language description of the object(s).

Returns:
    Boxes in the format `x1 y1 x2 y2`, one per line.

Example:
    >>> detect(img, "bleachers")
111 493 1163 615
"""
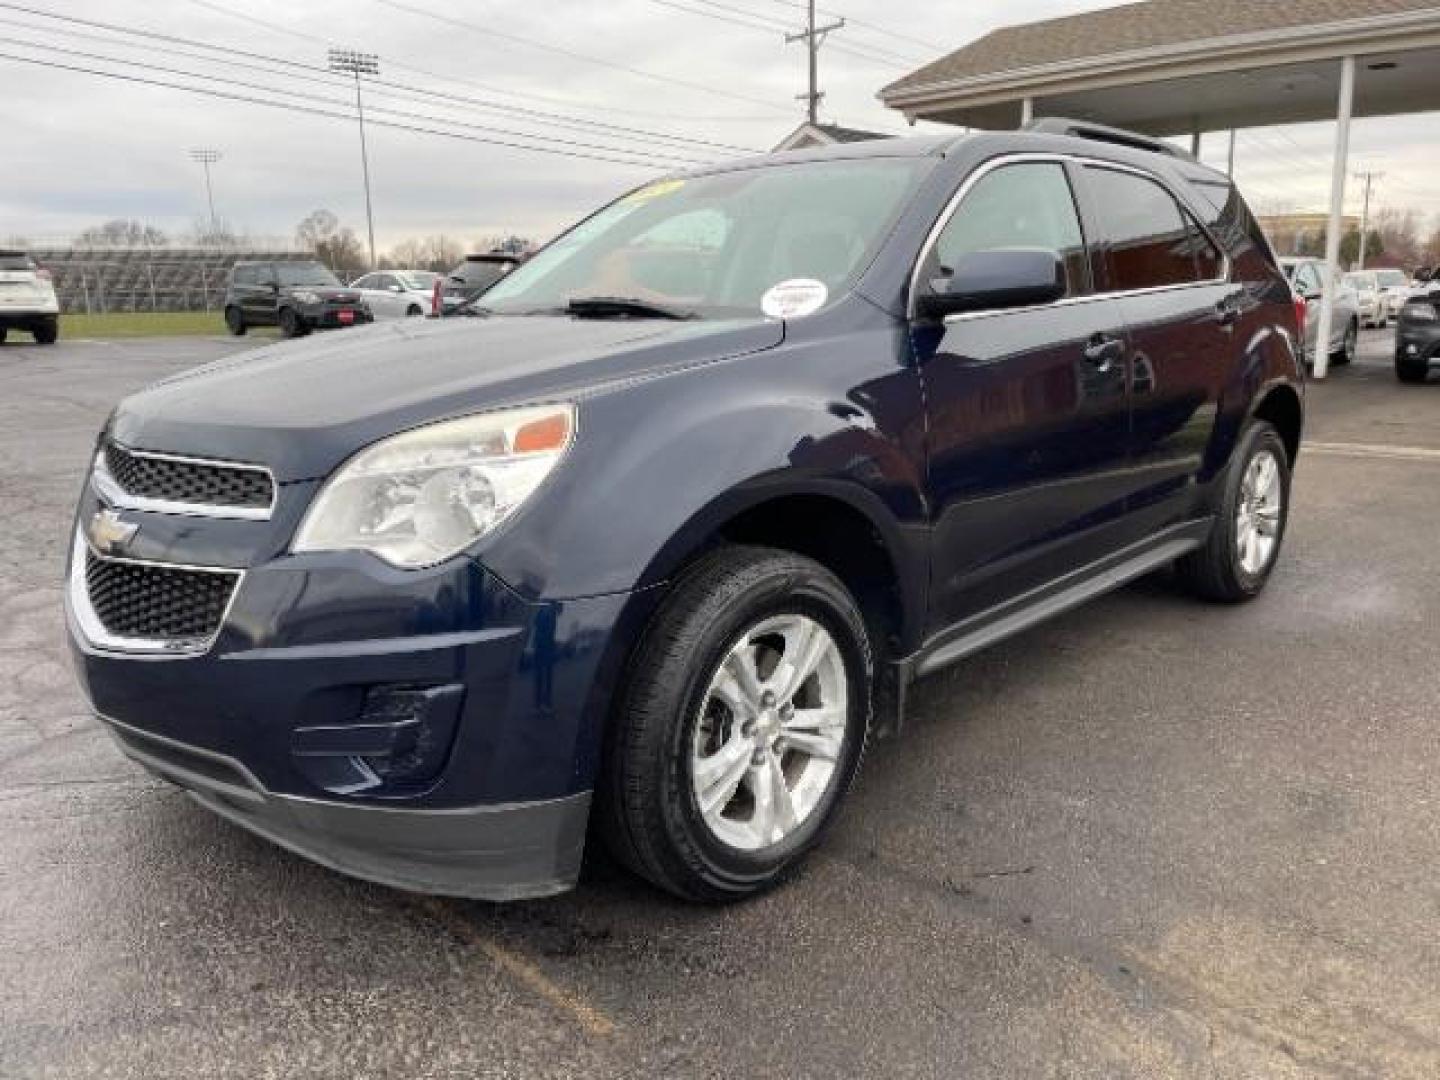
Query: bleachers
29 246 309 313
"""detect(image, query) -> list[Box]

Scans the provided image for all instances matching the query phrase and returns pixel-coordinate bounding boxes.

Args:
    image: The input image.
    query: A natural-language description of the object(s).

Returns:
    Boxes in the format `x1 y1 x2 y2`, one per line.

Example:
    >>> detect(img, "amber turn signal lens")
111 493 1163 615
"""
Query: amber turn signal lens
514 412 571 453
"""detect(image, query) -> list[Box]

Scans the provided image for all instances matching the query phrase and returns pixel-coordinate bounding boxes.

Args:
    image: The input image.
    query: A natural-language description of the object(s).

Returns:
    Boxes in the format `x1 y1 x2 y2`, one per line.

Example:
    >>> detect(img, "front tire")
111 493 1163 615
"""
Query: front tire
224 306 247 336
277 306 306 338
1177 421 1291 603
406 304 423 317
598 546 872 902
1330 320 1357 366
1397 356 1429 384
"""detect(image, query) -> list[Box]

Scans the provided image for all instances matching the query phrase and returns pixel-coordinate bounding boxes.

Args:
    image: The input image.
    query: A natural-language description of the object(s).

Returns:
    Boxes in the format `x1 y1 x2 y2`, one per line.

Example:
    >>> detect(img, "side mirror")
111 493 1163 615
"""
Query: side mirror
917 248 1066 320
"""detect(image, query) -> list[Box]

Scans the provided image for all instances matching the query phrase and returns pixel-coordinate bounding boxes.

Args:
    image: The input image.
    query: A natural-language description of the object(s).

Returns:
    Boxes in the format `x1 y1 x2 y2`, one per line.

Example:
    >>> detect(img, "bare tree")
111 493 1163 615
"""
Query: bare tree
75 219 169 247
295 209 367 281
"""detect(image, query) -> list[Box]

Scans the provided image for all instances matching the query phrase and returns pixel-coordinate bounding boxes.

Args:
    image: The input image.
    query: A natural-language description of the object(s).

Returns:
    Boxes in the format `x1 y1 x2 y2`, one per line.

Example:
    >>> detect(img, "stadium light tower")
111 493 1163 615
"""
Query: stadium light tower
188 148 222 240
327 48 380 270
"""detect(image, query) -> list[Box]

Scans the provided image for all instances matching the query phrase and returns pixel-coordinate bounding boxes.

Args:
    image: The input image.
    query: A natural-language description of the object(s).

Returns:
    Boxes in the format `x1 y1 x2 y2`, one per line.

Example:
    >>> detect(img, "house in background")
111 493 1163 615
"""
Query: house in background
772 122 889 152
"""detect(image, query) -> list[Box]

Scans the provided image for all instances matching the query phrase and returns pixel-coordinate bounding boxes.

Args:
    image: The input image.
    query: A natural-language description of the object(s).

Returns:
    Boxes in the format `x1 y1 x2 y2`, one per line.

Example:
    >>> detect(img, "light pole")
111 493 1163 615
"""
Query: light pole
328 48 379 270
189 148 222 240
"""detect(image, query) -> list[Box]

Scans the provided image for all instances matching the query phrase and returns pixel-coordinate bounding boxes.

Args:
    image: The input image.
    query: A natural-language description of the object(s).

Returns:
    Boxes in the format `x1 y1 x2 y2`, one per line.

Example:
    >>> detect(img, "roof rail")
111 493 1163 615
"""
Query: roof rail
1023 118 1193 161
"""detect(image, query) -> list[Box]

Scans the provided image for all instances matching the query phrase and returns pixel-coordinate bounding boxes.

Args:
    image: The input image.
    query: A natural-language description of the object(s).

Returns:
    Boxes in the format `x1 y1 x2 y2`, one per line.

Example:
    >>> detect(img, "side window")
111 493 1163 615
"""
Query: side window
930 162 1087 299
377 274 399 290
1296 263 1320 295
233 265 254 286
1185 215 1224 280
353 274 375 289
1085 167 1196 291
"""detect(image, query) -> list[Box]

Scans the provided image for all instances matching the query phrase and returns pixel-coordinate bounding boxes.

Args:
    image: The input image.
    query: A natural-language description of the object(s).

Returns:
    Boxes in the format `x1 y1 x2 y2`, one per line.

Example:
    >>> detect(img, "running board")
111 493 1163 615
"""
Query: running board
908 519 1212 681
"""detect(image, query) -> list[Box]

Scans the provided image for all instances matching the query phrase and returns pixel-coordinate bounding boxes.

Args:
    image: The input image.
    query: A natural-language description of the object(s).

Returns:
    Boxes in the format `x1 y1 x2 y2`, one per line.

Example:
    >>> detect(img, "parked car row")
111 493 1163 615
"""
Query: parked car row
222 252 523 338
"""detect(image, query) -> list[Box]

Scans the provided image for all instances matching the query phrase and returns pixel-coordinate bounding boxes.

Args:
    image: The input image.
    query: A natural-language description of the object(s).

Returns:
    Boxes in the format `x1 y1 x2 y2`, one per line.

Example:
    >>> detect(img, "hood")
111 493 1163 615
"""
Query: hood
111 314 783 481
301 287 361 304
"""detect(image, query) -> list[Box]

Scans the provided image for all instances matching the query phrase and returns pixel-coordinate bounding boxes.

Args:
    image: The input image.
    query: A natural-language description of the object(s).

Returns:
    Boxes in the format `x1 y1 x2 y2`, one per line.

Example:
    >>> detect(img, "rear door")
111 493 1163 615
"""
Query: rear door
914 158 1134 631
242 263 277 324
1077 164 1237 534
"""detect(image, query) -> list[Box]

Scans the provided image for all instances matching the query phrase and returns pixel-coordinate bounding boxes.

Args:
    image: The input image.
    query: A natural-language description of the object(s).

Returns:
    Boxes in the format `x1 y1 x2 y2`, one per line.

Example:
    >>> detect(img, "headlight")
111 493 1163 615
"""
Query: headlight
292 290 321 304
293 403 574 568
1404 302 1437 322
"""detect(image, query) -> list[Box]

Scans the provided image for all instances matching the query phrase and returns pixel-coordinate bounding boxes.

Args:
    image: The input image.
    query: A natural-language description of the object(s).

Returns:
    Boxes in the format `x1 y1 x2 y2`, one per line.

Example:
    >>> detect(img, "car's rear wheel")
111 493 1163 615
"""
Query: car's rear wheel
278 307 305 338
1177 421 1290 603
1330 320 1357 366
31 317 57 345
406 304 423 317
224 306 246 336
598 546 871 902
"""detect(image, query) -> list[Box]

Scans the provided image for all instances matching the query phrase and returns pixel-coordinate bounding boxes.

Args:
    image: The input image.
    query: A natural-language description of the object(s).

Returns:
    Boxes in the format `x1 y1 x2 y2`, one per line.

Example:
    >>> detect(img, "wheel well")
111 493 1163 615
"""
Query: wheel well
1254 386 1302 465
710 494 903 658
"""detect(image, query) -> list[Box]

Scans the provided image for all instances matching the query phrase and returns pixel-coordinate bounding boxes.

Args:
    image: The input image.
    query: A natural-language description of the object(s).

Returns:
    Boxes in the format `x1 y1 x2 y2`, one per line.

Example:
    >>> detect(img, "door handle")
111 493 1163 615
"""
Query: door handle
1082 334 1124 373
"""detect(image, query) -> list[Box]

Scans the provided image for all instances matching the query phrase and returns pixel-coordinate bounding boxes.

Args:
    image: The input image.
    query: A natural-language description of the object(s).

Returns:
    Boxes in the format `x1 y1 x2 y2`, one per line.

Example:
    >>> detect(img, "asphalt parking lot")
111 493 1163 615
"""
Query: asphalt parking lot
3 329 1439 1078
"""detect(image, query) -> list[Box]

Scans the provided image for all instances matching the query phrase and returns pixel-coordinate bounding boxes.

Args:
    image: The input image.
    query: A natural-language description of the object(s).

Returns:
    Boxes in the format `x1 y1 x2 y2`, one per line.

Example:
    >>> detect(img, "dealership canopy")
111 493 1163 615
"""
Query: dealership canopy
879 0 1440 377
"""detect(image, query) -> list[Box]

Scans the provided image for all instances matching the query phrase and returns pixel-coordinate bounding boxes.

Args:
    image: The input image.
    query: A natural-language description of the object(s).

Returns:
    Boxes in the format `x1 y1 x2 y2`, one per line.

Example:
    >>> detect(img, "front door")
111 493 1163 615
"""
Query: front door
913 159 1134 632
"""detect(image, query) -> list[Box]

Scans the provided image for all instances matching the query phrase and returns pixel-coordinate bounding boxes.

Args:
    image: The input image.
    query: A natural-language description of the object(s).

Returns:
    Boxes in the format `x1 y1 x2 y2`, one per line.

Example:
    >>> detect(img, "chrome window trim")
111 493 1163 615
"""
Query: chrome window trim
65 530 244 657
908 151 1232 325
95 442 277 521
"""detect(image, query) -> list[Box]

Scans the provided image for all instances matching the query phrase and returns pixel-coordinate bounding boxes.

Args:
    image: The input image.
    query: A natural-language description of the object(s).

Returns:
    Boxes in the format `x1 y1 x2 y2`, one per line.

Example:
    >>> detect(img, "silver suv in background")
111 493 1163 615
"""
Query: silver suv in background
1282 256 1359 367
0 250 59 345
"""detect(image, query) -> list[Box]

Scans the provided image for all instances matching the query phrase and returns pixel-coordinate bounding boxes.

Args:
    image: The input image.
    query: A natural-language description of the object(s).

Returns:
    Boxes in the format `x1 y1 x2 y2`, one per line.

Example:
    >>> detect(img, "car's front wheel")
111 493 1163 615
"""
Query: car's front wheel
1177 421 1291 602
224 306 246 336
1330 320 1357 366
1396 356 1429 384
599 546 871 902
278 307 305 338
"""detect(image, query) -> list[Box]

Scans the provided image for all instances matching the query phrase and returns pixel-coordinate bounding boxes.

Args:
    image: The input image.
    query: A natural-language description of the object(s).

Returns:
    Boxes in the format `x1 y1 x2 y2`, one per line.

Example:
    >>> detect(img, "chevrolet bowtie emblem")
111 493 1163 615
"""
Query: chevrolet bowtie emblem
88 508 138 555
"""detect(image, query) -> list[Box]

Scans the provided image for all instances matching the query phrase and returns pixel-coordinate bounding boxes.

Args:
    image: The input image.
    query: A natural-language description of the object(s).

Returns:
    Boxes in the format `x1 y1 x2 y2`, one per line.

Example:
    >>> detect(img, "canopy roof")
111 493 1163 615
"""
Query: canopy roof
880 0 1440 134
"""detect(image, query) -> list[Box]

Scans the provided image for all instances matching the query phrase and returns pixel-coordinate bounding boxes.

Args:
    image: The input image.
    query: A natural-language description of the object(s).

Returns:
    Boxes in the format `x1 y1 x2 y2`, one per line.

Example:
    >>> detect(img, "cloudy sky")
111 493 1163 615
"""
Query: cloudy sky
2 0 1436 252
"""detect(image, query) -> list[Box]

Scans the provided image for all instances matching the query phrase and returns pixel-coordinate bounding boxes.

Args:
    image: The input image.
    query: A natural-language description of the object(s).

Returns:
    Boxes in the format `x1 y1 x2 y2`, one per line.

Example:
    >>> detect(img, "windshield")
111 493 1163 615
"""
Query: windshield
1375 269 1408 288
276 262 341 287
481 157 935 318
398 271 439 290
452 260 515 289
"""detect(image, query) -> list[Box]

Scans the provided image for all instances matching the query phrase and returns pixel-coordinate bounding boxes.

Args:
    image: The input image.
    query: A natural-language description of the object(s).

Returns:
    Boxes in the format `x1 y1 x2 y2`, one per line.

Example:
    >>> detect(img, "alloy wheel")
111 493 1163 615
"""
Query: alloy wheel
690 613 848 851
1235 449 1283 575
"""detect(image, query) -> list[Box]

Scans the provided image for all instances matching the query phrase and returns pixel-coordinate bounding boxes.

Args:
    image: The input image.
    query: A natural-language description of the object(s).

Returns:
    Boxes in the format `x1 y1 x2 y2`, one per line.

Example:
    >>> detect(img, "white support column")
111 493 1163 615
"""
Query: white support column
1313 55 1355 380
1019 96 1033 127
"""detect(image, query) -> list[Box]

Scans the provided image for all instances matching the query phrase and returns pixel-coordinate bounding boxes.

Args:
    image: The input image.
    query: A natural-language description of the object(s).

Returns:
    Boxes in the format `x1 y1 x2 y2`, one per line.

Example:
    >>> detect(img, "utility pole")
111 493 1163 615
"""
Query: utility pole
1353 168 1383 270
328 49 380 270
786 0 844 125
188 148 222 239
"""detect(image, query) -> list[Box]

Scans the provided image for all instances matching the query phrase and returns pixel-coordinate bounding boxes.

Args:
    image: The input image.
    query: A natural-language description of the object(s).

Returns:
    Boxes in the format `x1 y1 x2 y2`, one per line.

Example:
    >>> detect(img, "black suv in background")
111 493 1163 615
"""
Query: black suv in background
1395 285 1440 383
225 260 372 338
68 122 1304 904
433 252 522 315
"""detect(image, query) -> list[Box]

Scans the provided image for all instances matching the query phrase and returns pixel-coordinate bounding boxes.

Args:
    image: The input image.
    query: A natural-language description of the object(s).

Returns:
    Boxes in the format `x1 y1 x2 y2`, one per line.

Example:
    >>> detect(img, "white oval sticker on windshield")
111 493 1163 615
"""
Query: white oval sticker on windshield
761 278 828 320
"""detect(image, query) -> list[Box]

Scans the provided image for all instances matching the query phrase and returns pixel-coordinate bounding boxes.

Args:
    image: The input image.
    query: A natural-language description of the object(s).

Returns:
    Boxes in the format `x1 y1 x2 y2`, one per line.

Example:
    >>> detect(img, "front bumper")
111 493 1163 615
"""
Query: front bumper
1396 321 1440 366
301 302 372 329
102 713 589 899
65 475 639 899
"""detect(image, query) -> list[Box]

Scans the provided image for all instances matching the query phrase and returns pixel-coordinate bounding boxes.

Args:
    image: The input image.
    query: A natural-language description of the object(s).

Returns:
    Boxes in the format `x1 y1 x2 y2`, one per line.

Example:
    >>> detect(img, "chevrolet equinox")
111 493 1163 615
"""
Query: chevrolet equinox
66 122 1304 902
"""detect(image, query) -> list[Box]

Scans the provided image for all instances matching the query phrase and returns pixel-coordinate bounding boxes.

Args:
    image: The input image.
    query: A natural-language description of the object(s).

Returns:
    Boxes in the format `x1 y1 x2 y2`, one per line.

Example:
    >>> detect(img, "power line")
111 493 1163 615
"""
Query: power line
752 0 943 56
5 34 717 167
0 48 706 170
0 3 761 155
646 0 927 67
369 0 793 114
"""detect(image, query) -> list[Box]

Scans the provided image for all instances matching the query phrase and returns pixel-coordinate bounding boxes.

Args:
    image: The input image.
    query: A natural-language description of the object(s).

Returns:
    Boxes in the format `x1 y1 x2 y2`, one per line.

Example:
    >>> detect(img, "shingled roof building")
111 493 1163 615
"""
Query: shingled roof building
877 0 1440 377
772 122 889 152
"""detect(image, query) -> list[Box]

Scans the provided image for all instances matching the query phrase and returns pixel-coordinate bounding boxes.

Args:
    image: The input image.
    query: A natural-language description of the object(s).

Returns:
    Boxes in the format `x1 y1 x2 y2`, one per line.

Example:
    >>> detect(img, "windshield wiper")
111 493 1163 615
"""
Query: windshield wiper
566 296 695 321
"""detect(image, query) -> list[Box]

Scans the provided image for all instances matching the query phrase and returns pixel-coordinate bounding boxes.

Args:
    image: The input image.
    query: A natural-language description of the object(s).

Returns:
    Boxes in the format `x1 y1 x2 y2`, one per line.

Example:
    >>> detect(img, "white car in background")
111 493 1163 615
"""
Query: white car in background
1373 267 1413 319
1280 256 1361 366
0 250 59 345
348 269 440 319
1342 270 1387 328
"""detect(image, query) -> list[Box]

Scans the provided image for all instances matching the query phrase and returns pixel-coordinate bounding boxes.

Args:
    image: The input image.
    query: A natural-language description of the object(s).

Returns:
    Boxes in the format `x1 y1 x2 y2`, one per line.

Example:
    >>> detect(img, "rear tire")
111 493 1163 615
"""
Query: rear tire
31 317 57 345
1176 421 1290 603
406 304 423 317
224 306 247 336
598 545 872 902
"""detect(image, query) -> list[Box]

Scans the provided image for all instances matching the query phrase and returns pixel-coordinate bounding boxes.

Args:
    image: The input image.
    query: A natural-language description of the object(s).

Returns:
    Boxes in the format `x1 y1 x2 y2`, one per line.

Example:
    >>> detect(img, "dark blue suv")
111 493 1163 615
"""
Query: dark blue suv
66 123 1303 902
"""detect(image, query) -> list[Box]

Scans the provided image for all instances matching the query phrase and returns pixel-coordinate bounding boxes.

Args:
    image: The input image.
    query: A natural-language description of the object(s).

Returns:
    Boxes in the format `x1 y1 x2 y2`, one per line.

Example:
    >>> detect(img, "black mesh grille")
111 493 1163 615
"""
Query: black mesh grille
104 442 273 510
85 553 238 641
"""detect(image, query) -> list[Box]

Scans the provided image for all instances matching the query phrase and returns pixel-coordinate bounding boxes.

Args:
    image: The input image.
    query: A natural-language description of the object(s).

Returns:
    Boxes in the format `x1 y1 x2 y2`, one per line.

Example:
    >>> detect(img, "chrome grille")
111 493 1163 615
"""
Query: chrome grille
103 441 274 512
84 552 238 643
